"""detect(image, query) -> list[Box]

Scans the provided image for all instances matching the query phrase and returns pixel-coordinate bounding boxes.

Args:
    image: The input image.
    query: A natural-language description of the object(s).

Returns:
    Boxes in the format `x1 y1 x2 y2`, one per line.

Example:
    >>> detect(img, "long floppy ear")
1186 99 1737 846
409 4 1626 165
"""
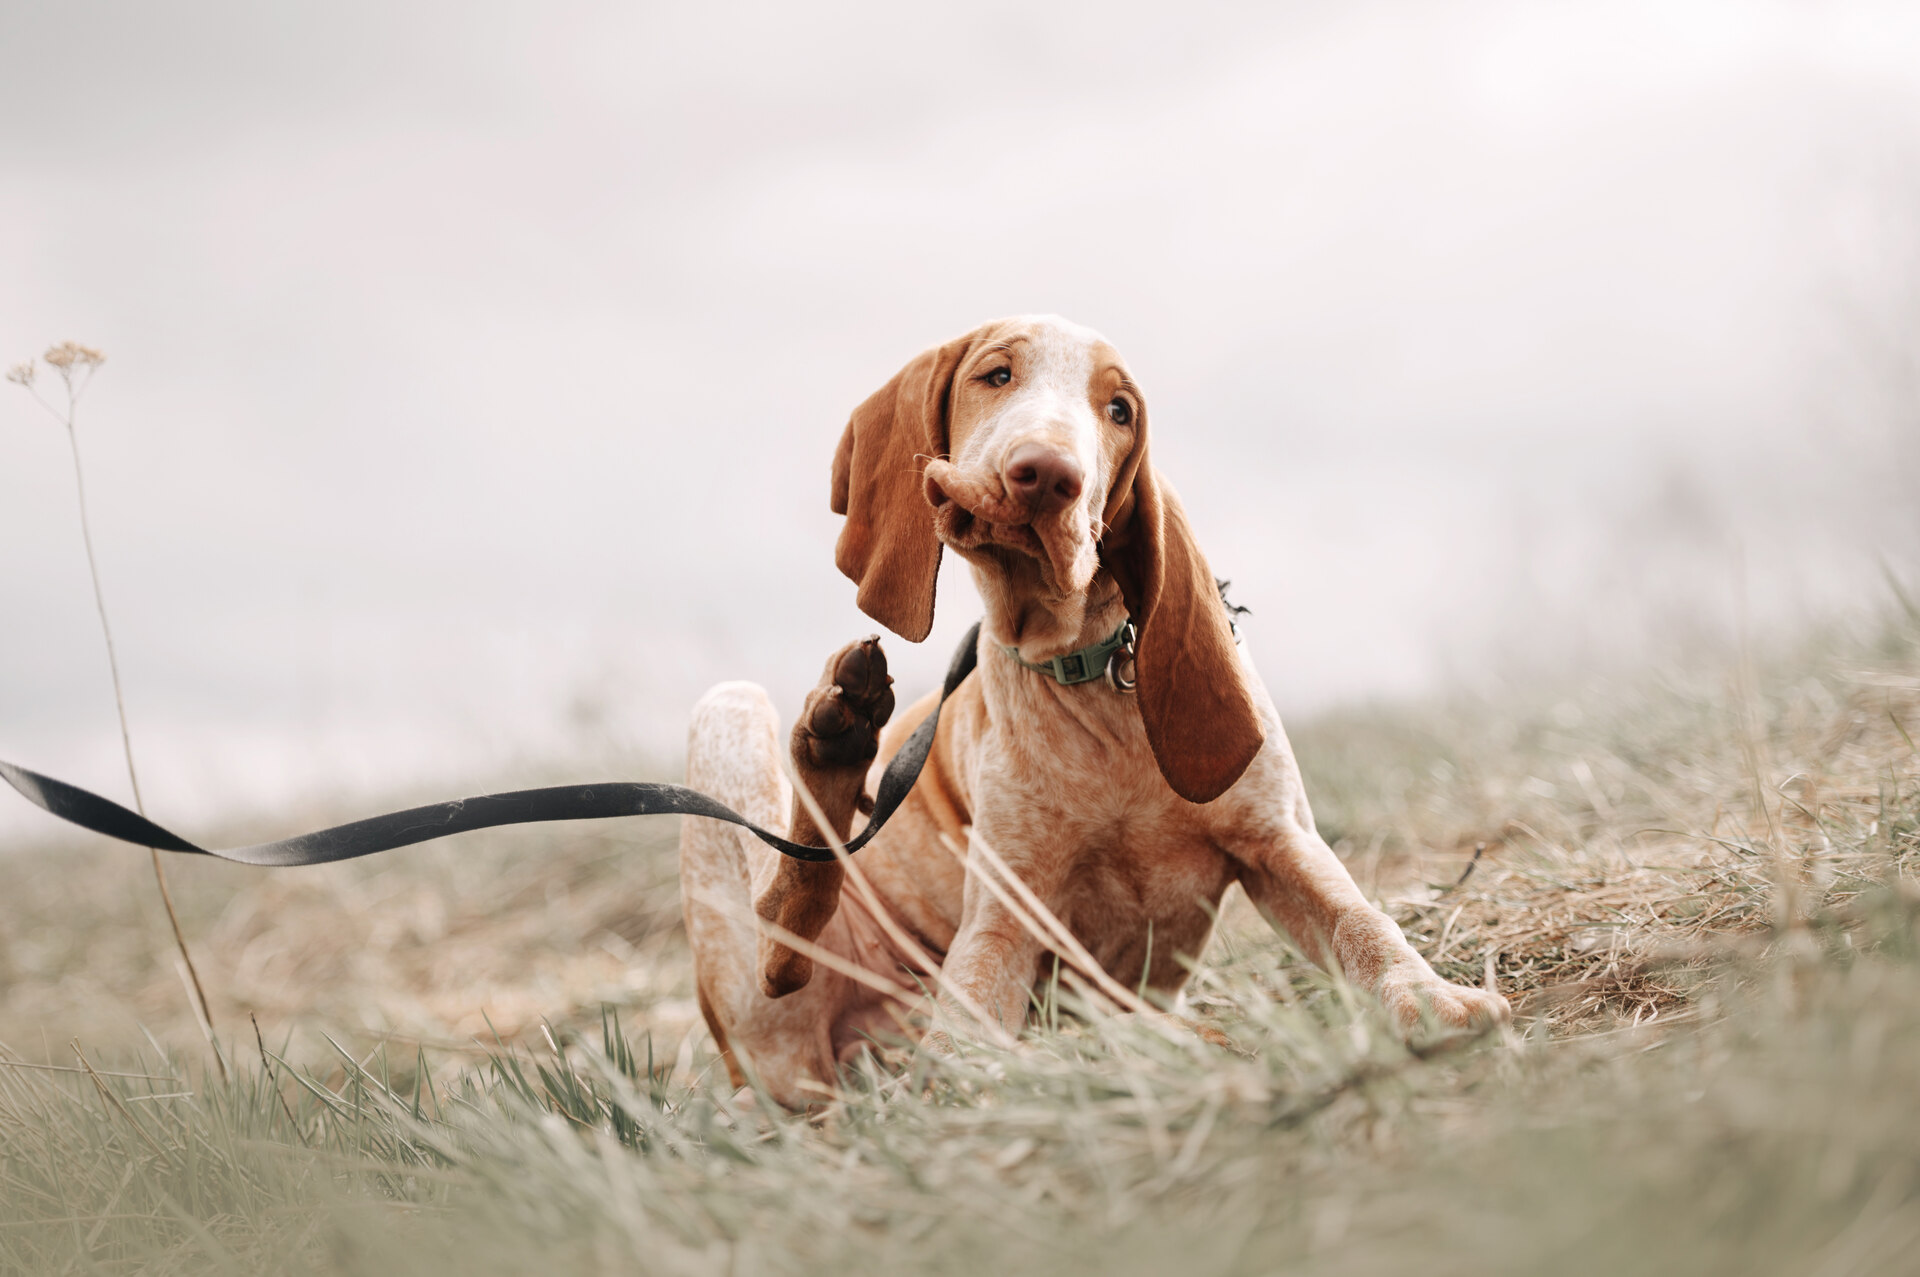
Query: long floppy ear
829 331 981 642
1103 457 1266 804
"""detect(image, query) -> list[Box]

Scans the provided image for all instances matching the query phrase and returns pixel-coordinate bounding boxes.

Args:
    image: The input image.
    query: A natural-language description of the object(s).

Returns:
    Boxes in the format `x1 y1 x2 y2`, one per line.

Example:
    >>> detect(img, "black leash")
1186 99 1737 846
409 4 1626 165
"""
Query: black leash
0 623 980 867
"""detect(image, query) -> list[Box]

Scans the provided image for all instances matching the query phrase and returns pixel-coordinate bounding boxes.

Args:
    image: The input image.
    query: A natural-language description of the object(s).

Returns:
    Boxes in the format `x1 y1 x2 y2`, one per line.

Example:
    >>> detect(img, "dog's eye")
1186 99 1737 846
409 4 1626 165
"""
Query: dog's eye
1107 398 1133 426
984 367 1012 388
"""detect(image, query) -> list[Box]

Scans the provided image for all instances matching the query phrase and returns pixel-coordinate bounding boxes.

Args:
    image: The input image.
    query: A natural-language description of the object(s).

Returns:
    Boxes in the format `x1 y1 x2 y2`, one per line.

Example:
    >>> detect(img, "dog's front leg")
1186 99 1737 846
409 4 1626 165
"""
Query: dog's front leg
1226 782 1510 1040
922 824 1057 1045
753 638 893 998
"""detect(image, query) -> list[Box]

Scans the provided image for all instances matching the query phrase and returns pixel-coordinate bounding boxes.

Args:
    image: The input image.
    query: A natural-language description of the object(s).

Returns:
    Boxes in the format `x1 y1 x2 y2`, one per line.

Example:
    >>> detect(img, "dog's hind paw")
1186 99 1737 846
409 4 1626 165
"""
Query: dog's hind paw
793 636 895 774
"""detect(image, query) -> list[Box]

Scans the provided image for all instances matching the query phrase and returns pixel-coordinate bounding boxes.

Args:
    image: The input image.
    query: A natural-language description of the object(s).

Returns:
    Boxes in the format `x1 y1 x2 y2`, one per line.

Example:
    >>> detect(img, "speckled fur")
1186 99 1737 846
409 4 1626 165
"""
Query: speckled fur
681 317 1507 1108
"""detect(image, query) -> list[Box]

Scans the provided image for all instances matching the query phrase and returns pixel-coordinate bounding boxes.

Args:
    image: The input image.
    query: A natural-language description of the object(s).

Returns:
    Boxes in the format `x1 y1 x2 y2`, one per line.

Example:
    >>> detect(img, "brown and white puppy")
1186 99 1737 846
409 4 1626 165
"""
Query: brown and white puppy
680 315 1507 1107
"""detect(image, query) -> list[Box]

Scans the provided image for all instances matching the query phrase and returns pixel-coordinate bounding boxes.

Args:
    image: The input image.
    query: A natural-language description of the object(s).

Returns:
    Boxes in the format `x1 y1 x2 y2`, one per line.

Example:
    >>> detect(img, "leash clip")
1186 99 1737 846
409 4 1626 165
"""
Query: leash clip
1105 620 1138 694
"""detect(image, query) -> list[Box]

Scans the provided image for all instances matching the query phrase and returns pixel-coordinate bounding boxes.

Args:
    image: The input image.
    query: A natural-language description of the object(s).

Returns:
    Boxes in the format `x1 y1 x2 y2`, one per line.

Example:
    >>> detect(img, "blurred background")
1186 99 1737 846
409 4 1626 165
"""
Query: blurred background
5 0 1920 836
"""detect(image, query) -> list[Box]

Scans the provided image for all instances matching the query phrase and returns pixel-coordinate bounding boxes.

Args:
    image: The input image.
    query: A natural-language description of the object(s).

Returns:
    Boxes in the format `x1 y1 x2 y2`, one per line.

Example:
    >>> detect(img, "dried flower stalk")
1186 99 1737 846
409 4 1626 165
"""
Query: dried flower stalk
10 343 226 1080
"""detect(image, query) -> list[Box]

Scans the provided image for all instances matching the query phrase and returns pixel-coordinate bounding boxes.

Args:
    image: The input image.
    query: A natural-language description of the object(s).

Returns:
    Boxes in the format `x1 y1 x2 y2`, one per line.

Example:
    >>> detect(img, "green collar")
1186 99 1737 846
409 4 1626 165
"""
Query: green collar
999 618 1136 688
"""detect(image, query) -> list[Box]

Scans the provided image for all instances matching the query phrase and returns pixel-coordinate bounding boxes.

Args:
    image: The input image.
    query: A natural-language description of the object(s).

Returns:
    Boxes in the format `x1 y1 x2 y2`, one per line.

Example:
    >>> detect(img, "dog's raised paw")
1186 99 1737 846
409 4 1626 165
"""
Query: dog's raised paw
794 636 896 772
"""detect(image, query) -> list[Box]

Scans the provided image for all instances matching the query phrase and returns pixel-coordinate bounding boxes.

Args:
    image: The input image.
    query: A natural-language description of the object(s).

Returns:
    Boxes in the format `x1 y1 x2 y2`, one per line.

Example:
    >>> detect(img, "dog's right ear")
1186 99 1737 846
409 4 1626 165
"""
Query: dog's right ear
829 329 986 642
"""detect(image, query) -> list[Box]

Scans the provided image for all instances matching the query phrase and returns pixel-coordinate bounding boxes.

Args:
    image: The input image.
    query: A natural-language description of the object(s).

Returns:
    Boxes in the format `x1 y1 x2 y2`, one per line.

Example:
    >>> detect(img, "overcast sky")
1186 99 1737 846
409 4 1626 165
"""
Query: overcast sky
5 0 1920 835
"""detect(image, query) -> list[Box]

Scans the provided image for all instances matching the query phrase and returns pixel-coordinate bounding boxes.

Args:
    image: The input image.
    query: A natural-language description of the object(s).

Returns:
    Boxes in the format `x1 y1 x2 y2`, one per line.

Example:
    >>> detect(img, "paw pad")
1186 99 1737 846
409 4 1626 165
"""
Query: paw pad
796 636 895 770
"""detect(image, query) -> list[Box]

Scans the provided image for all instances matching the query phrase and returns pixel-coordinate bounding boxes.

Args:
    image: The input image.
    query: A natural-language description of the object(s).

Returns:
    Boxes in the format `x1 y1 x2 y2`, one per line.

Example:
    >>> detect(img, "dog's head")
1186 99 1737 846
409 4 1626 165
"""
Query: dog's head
829 315 1264 803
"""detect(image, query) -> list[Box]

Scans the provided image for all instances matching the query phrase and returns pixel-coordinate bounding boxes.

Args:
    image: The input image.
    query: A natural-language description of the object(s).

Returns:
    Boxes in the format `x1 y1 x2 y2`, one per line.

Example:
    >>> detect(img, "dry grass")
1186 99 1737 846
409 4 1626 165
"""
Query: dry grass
1294 613 1920 1033
0 816 699 1069
0 605 1917 1274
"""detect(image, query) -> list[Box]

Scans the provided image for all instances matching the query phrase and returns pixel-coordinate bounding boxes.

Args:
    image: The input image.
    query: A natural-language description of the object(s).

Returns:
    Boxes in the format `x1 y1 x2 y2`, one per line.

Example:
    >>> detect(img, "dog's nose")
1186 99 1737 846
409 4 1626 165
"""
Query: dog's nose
1003 444 1084 516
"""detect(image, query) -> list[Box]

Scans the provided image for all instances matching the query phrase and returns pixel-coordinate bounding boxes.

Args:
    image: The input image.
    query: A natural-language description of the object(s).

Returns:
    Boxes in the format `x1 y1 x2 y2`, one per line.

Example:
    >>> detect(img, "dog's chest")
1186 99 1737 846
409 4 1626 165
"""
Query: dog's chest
1052 825 1235 990
973 705 1238 989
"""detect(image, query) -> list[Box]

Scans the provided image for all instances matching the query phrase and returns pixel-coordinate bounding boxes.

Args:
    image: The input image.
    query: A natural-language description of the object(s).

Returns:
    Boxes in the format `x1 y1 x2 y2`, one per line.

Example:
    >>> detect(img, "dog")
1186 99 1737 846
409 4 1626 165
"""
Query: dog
680 315 1508 1106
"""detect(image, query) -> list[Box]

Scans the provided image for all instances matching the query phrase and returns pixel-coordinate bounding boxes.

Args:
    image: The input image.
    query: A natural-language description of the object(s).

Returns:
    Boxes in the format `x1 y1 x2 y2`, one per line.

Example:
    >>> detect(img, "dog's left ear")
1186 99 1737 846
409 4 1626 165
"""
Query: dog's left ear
1102 444 1265 803
830 329 985 642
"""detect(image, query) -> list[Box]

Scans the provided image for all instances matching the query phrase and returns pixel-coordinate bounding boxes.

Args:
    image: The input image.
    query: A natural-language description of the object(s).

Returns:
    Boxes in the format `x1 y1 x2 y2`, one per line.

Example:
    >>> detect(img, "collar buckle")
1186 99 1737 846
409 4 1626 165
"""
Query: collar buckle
1103 621 1138 693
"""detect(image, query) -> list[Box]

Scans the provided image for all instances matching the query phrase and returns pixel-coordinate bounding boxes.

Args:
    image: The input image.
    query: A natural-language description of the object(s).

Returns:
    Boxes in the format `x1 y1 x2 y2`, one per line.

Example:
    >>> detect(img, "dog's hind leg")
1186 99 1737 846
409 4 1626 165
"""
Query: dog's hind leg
753 637 894 998
680 670 890 1106
681 681 789 1089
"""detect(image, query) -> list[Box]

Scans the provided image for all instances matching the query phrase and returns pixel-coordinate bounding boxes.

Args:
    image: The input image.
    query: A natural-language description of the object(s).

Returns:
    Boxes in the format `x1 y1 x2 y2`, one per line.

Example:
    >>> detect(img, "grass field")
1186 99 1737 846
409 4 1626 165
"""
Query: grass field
2 605 1917 1275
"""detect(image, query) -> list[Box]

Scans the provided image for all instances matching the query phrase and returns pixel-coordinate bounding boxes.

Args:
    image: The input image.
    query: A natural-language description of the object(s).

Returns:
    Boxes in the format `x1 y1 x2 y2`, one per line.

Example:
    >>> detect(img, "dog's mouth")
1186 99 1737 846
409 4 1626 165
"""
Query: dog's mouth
924 459 1097 594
